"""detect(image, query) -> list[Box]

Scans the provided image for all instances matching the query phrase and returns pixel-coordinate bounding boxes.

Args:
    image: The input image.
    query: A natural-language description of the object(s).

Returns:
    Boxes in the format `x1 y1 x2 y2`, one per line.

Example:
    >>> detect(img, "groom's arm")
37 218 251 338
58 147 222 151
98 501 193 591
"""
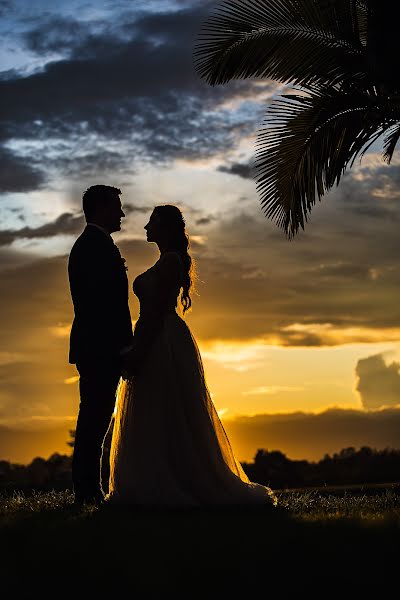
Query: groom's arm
69 241 121 348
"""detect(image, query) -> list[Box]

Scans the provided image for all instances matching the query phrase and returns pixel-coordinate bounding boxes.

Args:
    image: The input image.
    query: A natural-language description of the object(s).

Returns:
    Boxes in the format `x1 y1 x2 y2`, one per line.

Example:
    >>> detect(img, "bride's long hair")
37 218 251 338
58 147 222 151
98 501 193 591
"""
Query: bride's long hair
154 204 195 314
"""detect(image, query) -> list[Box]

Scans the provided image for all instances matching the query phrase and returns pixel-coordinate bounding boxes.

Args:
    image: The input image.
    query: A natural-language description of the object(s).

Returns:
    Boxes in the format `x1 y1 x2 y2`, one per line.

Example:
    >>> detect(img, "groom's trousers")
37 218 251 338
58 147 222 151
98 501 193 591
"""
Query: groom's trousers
72 359 121 502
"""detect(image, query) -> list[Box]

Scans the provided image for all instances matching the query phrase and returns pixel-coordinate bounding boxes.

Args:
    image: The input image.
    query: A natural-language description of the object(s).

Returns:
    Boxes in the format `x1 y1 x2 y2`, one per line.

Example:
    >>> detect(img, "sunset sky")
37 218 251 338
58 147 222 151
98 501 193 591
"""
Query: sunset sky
1 0 400 464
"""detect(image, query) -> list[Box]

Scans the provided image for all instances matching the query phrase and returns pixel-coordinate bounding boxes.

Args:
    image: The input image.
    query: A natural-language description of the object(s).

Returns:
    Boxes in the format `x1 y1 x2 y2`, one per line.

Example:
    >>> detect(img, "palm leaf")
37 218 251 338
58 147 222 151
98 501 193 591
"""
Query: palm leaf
383 122 400 162
255 87 396 237
194 0 366 89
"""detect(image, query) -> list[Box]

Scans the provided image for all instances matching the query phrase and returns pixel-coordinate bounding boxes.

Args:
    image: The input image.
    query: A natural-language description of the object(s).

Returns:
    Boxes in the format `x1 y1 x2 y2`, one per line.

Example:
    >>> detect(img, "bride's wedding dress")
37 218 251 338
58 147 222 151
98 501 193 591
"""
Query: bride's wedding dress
105 253 277 508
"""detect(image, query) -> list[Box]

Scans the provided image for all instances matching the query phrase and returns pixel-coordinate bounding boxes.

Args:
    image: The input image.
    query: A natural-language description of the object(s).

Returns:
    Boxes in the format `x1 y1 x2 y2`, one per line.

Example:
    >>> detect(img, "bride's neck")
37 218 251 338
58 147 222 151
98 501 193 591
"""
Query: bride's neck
157 242 169 255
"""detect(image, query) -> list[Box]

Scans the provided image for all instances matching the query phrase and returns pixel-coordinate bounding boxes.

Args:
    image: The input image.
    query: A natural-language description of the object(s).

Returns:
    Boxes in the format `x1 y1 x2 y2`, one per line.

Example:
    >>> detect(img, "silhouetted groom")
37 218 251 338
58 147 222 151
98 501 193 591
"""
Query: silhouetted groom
68 185 133 505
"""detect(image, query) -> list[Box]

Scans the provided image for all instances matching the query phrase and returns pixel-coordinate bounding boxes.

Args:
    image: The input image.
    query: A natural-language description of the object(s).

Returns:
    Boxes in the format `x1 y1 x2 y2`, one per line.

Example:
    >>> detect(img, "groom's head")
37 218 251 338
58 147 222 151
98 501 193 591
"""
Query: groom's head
82 185 125 234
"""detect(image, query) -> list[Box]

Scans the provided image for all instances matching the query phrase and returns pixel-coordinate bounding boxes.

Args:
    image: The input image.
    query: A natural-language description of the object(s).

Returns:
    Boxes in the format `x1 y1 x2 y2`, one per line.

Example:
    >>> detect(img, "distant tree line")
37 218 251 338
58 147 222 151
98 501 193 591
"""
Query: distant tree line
242 447 400 490
1 445 400 494
0 453 73 494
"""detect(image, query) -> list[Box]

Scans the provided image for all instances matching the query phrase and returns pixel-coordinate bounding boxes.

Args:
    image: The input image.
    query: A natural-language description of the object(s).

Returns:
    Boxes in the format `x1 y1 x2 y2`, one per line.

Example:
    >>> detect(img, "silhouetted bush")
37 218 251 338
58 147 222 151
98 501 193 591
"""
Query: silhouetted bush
1 446 400 493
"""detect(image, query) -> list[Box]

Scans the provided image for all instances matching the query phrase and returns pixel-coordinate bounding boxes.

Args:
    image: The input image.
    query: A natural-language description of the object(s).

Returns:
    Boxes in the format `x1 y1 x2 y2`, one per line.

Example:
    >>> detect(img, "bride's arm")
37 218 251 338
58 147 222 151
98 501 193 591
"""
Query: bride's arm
121 252 183 376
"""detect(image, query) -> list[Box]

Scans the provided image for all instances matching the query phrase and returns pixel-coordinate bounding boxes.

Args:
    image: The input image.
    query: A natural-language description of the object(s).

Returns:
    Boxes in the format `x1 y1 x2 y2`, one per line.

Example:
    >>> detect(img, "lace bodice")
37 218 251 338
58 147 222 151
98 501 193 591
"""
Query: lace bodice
132 253 182 317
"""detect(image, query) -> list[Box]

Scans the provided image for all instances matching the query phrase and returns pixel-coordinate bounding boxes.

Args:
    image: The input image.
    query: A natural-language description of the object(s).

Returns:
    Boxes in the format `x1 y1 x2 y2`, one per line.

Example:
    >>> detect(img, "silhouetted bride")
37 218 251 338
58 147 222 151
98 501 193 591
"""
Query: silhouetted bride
105 205 278 508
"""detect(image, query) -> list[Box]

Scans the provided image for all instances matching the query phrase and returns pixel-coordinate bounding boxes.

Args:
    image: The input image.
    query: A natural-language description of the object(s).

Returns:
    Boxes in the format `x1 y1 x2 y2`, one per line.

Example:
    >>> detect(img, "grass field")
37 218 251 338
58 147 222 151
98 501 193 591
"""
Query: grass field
1 486 399 596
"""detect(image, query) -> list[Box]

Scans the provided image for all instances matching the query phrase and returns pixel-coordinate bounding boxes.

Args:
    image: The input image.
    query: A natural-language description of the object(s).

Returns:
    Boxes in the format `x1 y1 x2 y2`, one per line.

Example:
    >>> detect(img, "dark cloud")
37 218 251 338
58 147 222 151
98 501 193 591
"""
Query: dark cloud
0 204 153 246
305 262 371 282
0 0 12 16
0 146 46 193
320 163 400 221
355 353 400 410
0 212 84 246
123 203 154 215
217 161 254 180
23 17 94 57
2 7 252 126
0 5 264 184
223 407 400 462
0 78 258 163
50 147 139 180
195 216 215 226
21 2 217 60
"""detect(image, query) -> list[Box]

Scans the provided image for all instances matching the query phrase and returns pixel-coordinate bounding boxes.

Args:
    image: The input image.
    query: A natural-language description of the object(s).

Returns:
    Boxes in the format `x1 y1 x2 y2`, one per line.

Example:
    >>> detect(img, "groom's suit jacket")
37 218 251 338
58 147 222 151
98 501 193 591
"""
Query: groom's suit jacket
68 224 134 366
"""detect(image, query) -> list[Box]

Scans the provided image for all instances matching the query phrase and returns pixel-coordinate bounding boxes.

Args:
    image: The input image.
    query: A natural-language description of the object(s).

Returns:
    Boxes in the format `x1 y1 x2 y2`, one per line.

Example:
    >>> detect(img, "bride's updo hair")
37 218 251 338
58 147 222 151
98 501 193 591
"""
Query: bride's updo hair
153 204 195 314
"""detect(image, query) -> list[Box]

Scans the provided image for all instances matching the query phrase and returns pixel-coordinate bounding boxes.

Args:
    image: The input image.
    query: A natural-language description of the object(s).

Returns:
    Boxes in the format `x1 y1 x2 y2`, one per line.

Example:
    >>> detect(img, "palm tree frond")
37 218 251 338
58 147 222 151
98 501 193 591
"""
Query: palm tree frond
383 123 400 163
194 0 366 89
255 87 392 238
354 0 369 46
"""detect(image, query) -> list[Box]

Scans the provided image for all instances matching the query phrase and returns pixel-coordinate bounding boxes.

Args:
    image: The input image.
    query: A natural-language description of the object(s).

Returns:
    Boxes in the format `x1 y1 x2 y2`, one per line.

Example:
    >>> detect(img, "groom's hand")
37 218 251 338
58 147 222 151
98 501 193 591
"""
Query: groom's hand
121 368 131 381
120 347 139 378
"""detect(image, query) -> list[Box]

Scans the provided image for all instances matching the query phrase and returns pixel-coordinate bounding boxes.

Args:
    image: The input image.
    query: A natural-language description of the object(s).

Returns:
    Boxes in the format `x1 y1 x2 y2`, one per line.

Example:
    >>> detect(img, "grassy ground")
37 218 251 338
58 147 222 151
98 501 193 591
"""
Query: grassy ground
1 487 399 596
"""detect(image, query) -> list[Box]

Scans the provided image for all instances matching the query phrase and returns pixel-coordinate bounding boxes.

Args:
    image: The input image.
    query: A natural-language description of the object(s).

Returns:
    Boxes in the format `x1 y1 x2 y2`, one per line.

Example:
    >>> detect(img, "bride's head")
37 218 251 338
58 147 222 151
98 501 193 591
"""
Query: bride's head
144 205 195 314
